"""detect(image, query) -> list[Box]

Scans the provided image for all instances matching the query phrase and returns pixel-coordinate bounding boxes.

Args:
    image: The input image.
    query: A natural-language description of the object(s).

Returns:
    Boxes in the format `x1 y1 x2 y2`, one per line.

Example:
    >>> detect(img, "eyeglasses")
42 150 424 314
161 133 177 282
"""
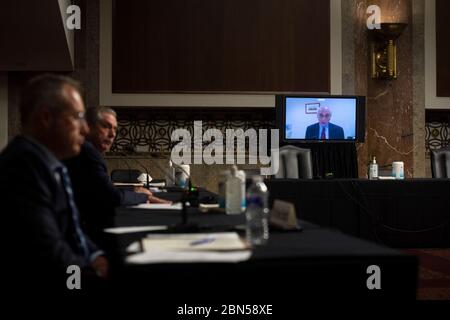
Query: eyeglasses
66 111 85 122
74 112 85 121
318 113 331 118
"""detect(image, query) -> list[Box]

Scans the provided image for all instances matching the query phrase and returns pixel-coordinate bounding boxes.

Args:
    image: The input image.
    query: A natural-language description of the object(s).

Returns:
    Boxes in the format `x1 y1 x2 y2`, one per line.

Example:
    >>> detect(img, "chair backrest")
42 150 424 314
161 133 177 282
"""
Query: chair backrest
430 146 450 178
274 145 313 179
110 169 142 183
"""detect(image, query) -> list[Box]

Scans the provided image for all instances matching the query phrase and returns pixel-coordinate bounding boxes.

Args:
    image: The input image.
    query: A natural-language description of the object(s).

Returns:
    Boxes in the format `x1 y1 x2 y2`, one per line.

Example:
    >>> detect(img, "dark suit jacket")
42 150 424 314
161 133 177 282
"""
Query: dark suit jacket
0 136 100 290
305 123 345 140
64 141 147 243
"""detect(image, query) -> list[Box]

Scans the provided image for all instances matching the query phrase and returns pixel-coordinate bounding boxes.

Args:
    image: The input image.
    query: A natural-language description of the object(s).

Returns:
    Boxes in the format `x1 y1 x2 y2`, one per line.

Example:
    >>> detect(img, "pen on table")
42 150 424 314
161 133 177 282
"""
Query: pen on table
190 237 215 246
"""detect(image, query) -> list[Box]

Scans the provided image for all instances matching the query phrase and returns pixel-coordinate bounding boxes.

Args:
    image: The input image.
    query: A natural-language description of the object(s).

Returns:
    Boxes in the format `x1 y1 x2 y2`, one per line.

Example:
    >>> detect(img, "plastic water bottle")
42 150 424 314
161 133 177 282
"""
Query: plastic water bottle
175 164 190 189
245 175 269 245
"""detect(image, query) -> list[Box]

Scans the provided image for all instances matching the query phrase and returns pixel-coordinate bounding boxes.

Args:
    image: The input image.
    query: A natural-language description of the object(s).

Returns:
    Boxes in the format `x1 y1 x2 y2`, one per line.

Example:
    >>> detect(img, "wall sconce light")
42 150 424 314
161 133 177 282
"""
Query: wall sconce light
369 23 407 80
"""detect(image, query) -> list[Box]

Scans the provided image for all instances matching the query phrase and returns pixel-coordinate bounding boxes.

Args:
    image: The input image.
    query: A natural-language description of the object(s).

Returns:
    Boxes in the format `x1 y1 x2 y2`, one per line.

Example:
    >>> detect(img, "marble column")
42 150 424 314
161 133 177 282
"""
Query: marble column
346 0 425 177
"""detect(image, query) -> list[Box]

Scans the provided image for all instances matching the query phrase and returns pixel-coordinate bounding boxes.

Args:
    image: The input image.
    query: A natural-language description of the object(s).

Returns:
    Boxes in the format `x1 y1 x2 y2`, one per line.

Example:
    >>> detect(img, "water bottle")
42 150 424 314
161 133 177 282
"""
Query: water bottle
245 175 269 245
174 164 190 189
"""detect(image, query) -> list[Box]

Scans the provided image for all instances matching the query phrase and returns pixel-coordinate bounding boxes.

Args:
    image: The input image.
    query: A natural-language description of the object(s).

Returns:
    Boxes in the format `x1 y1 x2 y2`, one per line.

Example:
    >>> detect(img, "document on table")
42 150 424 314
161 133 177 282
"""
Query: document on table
130 202 183 210
142 232 247 252
125 232 251 264
114 182 145 187
103 225 168 234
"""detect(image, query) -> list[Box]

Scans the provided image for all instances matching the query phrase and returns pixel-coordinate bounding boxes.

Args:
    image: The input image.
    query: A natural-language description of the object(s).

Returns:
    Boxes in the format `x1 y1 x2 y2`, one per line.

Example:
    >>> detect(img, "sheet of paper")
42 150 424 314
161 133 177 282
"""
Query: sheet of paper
378 176 396 180
130 202 183 210
149 187 166 193
142 232 247 251
114 182 145 187
126 241 141 253
148 182 166 187
103 225 168 234
126 250 252 264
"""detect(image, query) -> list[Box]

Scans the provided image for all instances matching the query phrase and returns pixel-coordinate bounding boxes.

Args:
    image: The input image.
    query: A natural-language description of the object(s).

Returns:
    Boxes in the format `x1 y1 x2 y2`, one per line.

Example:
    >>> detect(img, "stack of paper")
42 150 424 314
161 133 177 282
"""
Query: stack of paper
130 202 183 210
103 225 168 234
142 232 247 252
126 232 251 264
126 250 251 264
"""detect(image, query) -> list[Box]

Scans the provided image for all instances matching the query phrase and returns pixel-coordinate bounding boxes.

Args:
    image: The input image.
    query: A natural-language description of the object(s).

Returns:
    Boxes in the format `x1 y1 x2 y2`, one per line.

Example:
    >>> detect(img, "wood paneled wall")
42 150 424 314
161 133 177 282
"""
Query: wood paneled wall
112 0 330 93
436 0 450 97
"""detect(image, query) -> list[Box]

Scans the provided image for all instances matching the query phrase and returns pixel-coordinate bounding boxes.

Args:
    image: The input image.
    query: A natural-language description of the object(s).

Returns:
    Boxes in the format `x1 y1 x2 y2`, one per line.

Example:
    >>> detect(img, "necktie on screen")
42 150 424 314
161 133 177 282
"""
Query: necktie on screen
57 166 90 262
321 127 326 139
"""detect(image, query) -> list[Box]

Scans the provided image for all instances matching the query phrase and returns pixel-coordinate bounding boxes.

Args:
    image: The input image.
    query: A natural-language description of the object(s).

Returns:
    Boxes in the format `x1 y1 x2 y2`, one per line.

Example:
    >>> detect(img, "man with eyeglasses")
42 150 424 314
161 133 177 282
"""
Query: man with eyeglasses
64 107 169 248
0 74 108 292
305 106 345 140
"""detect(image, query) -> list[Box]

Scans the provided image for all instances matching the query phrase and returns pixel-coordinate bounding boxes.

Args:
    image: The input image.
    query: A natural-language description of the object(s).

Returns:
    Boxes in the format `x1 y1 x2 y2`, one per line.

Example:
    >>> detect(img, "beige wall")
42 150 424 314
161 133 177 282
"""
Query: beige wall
105 156 262 194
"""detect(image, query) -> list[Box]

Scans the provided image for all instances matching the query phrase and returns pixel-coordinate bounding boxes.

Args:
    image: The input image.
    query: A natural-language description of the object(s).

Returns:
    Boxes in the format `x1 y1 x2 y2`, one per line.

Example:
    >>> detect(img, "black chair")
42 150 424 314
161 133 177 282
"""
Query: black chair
274 145 313 179
110 169 142 183
430 146 450 178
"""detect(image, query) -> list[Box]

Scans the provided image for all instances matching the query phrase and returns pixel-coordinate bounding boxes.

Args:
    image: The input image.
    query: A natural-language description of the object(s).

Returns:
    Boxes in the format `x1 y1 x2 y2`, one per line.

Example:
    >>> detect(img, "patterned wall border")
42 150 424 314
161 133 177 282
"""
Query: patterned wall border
425 110 450 153
110 108 276 153
109 109 449 158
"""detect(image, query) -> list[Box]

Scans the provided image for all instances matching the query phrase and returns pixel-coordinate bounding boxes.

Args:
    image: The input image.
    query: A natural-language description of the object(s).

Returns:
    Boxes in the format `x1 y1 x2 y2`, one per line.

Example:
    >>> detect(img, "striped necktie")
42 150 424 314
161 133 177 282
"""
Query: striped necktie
57 165 90 262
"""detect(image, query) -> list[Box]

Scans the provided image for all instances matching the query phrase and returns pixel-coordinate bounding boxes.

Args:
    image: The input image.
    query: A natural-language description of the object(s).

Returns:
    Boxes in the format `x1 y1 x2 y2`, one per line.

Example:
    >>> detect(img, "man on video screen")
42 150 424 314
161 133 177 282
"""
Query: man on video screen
305 106 344 140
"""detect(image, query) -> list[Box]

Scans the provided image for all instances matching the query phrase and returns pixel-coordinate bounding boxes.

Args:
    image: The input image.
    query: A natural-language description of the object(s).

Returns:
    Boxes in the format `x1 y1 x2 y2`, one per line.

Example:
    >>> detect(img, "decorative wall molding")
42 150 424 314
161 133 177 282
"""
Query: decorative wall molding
110 109 275 153
425 110 450 153
425 122 449 151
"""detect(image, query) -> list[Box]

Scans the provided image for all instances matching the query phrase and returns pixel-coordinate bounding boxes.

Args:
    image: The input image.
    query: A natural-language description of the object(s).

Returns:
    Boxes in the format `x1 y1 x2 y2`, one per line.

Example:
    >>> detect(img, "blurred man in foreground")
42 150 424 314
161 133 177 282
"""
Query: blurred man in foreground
0 74 108 291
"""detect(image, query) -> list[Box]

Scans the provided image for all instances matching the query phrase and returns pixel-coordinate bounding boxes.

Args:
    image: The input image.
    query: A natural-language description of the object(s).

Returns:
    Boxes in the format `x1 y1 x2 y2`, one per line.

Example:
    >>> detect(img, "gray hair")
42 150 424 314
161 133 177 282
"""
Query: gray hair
20 73 83 126
318 106 332 116
85 106 117 127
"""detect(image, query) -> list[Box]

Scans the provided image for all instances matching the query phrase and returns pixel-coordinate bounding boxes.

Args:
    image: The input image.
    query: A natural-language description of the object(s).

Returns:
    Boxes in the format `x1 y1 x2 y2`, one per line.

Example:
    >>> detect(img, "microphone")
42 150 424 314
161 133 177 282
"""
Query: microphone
130 158 151 188
122 145 152 187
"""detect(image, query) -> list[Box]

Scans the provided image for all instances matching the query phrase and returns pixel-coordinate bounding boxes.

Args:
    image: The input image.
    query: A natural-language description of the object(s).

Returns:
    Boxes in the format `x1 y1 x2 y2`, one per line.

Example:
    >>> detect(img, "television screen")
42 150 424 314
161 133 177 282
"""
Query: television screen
277 95 365 143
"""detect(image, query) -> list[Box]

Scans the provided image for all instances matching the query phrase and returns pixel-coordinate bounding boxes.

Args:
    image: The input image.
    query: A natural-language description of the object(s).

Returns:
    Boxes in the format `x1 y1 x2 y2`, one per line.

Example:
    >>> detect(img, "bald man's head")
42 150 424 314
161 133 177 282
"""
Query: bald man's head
317 106 332 125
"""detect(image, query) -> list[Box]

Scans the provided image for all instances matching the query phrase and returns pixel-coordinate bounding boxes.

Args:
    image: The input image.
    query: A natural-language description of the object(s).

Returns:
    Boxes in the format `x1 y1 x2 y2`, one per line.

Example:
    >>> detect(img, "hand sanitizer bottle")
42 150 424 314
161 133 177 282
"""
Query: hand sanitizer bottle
369 156 378 180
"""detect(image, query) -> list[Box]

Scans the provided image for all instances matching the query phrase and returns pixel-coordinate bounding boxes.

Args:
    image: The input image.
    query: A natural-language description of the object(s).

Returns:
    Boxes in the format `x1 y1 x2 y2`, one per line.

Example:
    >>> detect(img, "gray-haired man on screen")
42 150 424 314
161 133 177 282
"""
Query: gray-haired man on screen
305 106 345 140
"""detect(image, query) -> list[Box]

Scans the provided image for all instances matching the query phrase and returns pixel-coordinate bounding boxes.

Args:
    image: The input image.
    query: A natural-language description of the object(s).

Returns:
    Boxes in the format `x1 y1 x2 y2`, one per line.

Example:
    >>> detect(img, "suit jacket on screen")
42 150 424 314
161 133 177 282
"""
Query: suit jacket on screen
305 122 345 140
